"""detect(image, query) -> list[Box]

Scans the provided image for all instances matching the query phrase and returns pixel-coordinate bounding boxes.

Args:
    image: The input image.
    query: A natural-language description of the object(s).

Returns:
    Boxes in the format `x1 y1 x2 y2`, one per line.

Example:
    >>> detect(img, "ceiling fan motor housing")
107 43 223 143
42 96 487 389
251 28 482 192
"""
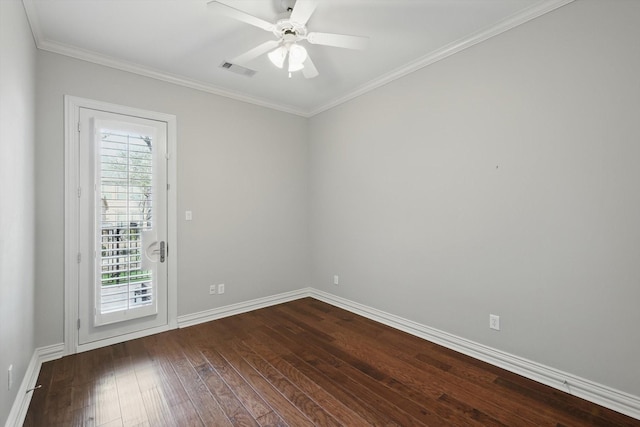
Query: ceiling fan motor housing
274 19 307 42
208 0 366 79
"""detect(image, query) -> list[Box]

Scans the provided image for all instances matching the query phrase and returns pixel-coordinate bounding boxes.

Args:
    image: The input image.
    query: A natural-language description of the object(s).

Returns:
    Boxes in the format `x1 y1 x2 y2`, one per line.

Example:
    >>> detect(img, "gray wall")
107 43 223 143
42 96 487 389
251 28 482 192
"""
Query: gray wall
0 1 37 424
309 0 640 397
34 52 310 347
7 0 638 419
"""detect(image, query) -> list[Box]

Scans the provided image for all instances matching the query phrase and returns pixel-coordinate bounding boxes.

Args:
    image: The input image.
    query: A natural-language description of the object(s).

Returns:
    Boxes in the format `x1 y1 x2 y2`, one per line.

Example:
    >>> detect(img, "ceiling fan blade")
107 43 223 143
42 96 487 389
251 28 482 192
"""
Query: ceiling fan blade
307 32 369 50
230 40 280 65
207 1 274 32
289 0 318 26
302 55 319 79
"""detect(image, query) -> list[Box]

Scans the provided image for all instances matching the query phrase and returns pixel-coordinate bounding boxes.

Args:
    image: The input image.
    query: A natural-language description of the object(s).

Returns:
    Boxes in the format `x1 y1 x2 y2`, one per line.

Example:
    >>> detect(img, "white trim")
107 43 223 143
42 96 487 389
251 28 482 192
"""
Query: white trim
166 112 178 331
64 96 178 355
22 0 303 117
36 38 306 118
177 286 640 419
7 289 640 424
23 0 573 118
177 288 313 328
309 0 574 116
308 289 640 421
4 343 64 427
76 324 173 354
63 95 80 356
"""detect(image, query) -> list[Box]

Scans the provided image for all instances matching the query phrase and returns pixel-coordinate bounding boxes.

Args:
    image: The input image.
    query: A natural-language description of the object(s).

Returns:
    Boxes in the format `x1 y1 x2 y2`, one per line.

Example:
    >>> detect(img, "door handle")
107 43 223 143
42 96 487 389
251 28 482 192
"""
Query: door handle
151 241 166 263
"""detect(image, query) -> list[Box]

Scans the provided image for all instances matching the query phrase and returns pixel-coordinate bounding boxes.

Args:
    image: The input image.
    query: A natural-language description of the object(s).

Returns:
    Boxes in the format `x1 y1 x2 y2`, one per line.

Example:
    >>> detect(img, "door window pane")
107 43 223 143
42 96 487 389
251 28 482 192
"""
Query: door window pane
98 130 153 315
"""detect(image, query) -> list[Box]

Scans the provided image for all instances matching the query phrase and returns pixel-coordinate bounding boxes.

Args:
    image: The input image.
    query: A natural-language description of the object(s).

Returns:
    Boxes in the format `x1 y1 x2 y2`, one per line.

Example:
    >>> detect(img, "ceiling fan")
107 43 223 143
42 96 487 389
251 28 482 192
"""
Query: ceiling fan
208 0 369 79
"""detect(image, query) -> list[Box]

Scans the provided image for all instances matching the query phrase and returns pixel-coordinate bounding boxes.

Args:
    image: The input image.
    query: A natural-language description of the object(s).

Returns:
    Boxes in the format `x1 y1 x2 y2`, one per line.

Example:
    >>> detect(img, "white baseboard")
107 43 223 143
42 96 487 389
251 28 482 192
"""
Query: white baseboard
308 289 640 421
177 288 313 328
4 343 64 427
9 288 639 425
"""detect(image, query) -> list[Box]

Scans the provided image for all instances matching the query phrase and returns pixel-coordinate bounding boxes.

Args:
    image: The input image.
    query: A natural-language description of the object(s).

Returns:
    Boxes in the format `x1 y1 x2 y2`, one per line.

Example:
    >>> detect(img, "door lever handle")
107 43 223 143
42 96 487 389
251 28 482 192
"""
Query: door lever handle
159 241 165 263
151 241 166 263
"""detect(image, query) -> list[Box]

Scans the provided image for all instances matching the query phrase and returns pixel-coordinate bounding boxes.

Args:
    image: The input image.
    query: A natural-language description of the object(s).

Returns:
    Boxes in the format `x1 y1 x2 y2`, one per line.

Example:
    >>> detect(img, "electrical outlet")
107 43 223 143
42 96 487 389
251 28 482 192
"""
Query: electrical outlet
209 284 216 295
489 314 500 331
333 275 339 286
218 283 225 294
8 365 13 391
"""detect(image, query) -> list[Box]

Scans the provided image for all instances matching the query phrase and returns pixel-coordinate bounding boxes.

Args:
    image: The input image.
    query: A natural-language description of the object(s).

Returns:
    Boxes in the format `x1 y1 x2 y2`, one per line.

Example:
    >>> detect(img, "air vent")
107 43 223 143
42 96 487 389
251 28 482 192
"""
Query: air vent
220 62 256 77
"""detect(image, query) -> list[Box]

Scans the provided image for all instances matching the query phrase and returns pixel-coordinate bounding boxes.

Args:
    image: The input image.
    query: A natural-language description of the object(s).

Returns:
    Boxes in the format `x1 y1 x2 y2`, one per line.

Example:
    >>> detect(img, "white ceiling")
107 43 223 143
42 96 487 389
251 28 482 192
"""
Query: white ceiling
23 0 572 116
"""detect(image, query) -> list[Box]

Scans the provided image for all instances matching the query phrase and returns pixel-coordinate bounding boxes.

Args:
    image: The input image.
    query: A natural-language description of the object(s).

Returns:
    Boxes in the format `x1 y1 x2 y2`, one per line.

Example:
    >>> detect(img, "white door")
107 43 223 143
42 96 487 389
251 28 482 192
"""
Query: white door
77 107 169 345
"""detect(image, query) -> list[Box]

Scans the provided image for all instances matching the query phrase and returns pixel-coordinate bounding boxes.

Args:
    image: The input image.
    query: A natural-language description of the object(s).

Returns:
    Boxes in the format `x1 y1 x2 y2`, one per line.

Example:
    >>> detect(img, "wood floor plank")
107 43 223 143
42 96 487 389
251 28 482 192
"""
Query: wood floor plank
69 404 97 427
147 360 191 408
199 345 274 420
140 386 177 426
286 299 572 426
195 362 260 427
180 326 269 424
304 299 640 426
230 339 343 427
244 329 374 427
170 356 233 426
97 418 124 427
94 372 121 426
254 411 289 427
112 356 150 426
166 399 204 427
24 298 640 427
212 341 317 427
258 308 462 425
72 346 112 387
327 326 554 425
257 320 427 426
493 375 640 427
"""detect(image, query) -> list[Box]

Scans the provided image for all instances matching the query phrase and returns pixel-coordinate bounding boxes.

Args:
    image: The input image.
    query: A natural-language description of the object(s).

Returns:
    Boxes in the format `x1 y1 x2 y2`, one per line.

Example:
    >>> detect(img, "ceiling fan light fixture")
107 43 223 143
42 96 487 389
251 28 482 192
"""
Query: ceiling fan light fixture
267 45 288 68
211 0 369 79
287 43 307 72
288 43 307 64
288 59 304 73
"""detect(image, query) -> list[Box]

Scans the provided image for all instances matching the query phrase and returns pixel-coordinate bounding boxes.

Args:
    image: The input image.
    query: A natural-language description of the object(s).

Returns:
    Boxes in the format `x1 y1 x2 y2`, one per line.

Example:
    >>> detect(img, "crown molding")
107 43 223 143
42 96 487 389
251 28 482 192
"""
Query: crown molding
38 39 309 117
21 0 307 117
22 0 574 118
309 0 575 116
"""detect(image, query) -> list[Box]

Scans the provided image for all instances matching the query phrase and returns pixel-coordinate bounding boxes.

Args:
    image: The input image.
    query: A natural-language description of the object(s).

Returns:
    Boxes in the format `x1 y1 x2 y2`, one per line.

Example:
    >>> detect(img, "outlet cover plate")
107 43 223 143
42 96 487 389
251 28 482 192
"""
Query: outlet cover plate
490 314 500 331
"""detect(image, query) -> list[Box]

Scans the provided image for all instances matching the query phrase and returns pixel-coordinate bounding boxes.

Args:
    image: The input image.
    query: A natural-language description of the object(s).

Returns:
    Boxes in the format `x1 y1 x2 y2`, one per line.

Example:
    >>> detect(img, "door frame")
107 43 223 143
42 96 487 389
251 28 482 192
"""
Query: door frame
64 95 178 355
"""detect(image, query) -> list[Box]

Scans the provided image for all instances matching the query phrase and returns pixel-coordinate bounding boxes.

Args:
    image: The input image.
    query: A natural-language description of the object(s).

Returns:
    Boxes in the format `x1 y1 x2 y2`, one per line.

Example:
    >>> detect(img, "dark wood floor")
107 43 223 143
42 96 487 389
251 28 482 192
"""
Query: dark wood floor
25 298 638 426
